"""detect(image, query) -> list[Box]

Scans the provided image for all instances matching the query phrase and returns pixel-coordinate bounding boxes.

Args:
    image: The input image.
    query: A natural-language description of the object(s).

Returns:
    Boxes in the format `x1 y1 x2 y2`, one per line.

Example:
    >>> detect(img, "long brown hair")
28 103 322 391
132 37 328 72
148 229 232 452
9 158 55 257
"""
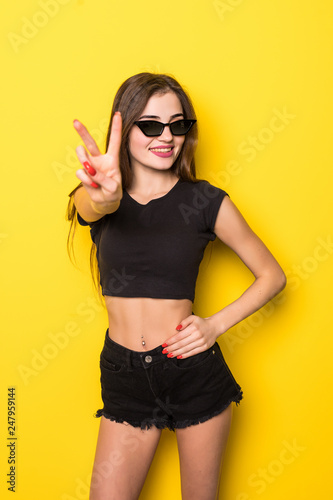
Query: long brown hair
67 72 199 292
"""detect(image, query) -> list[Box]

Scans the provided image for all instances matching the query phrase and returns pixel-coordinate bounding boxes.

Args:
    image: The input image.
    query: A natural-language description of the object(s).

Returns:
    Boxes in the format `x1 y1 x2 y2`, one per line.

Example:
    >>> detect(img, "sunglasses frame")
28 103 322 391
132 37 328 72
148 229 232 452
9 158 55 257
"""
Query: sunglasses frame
133 119 197 137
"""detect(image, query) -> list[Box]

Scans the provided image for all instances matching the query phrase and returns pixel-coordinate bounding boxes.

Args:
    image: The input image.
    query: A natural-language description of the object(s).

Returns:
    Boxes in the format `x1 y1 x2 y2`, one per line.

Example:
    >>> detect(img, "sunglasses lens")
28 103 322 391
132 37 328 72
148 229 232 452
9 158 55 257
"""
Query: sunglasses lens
135 119 196 137
170 120 195 135
137 121 163 136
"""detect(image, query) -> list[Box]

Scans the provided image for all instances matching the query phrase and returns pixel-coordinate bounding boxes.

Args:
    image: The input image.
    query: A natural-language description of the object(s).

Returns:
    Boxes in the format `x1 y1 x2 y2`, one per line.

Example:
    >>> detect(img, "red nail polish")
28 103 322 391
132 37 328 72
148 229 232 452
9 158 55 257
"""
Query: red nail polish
162 343 168 348
177 355 182 359
91 181 99 188
83 161 96 176
176 325 182 330
162 348 168 354
167 353 173 358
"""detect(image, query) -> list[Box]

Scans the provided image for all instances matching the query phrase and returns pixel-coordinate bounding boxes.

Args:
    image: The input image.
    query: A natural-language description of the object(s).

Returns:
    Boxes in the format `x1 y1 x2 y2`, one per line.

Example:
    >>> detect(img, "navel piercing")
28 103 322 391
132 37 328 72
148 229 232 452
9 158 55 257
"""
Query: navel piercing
141 335 146 347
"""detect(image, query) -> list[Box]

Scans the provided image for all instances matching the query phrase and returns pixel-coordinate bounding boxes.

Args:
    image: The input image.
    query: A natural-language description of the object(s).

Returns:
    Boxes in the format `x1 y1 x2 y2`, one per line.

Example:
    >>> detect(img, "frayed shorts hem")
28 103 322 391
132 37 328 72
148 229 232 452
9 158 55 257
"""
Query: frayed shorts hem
94 390 243 432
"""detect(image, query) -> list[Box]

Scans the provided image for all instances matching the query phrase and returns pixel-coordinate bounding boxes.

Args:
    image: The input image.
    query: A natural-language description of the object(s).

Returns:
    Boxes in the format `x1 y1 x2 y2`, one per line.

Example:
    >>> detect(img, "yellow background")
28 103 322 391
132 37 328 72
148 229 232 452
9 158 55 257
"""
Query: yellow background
1 1 332 498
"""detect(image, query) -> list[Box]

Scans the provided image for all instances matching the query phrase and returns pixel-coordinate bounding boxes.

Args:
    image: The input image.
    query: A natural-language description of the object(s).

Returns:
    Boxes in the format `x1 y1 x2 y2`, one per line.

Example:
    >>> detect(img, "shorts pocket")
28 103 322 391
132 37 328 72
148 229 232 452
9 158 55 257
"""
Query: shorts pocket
100 349 123 373
170 346 215 370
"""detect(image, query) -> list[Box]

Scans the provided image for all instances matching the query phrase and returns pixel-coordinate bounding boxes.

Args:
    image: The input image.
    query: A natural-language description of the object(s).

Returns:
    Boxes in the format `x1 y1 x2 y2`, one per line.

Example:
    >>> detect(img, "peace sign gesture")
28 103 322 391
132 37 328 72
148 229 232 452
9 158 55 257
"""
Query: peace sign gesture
73 111 123 207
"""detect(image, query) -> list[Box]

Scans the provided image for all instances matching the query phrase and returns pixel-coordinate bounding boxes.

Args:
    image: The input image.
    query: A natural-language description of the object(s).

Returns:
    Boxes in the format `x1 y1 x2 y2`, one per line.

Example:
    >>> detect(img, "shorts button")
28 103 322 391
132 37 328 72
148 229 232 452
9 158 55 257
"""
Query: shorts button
145 355 152 363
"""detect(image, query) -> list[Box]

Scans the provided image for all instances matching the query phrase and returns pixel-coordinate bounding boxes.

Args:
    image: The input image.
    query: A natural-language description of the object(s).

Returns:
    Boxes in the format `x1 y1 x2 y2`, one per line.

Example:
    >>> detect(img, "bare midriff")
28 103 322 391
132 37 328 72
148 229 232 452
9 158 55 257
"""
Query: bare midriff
104 296 193 351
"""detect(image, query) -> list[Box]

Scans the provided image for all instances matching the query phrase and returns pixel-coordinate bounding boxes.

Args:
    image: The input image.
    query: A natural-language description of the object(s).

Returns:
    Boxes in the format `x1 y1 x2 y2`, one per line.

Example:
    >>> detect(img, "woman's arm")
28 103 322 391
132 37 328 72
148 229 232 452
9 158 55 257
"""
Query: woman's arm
163 197 286 359
74 186 121 223
72 112 123 222
206 196 286 334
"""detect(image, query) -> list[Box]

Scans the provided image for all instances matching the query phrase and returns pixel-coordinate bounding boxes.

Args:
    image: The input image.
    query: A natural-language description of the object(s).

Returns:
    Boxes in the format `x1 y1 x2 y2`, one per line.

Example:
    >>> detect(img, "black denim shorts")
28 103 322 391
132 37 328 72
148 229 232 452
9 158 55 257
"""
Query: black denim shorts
95 330 243 431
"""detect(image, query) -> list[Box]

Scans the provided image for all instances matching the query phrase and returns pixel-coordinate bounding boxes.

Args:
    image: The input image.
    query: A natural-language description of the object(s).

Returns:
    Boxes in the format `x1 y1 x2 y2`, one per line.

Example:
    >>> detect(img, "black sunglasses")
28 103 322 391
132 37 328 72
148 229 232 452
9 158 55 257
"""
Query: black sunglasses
134 119 197 137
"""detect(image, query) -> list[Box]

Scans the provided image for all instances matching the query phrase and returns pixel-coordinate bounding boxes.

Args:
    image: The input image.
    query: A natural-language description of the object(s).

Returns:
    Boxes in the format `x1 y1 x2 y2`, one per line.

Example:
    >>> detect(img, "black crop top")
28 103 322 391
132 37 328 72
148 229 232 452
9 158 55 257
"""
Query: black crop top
77 179 228 302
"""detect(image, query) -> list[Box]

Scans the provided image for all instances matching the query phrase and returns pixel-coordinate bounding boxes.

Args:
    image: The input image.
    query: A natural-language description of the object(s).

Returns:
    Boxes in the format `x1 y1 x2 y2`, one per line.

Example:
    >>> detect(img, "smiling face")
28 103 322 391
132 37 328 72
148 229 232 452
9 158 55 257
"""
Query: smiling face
128 92 186 174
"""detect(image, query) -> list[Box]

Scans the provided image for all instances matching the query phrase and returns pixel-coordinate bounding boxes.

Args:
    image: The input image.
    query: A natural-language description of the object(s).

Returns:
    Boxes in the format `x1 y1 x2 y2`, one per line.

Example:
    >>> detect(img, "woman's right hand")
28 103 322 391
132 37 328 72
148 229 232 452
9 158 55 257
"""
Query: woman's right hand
73 111 123 208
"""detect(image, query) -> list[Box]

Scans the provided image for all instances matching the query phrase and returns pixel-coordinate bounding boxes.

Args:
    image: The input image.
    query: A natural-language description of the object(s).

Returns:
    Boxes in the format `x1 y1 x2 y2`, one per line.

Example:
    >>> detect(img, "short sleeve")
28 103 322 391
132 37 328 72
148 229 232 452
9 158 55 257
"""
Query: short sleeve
200 181 229 235
77 212 90 226
76 212 105 244
77 212 105 228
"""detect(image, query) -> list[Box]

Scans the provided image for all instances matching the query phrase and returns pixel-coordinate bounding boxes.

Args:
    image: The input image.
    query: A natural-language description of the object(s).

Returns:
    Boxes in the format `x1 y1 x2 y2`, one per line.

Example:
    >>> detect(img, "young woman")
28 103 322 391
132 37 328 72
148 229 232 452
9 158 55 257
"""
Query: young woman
67 73 286 500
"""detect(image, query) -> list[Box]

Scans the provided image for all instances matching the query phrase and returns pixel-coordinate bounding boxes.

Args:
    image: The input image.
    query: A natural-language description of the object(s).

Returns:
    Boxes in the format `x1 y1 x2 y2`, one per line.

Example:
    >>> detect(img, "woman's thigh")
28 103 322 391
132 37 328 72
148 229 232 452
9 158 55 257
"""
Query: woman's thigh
89 416 162 500
175 405 233 500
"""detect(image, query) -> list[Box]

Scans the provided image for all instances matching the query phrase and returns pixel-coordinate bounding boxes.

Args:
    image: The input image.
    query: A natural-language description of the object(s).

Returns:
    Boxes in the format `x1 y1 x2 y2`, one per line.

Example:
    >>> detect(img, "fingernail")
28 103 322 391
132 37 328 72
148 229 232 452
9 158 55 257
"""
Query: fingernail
177 355 182 359
167 353 173 358
84 161 96 176
176 325 182 330
162 348 168 354
162 343 168 348
91 181 99 188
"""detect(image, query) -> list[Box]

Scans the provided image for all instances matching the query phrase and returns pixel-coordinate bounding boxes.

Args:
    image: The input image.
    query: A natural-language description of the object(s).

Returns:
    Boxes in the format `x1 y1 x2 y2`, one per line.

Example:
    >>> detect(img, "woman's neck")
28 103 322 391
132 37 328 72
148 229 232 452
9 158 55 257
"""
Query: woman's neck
128 168 179 198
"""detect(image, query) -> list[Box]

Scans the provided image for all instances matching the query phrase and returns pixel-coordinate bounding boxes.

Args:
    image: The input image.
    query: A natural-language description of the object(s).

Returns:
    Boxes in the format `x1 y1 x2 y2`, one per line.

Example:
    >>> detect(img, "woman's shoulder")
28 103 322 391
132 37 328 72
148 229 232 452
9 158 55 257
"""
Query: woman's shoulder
177 178 229 199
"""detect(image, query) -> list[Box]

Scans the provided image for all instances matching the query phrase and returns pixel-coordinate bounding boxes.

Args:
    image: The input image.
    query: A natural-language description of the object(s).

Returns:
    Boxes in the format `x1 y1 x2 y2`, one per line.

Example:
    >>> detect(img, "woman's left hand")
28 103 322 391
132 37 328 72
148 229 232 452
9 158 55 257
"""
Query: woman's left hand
162 315 220 359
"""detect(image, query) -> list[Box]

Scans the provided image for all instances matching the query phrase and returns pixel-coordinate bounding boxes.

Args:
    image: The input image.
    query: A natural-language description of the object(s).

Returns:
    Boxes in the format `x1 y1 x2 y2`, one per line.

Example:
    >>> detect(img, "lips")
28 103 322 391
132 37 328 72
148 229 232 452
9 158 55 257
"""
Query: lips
149 146 174 158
